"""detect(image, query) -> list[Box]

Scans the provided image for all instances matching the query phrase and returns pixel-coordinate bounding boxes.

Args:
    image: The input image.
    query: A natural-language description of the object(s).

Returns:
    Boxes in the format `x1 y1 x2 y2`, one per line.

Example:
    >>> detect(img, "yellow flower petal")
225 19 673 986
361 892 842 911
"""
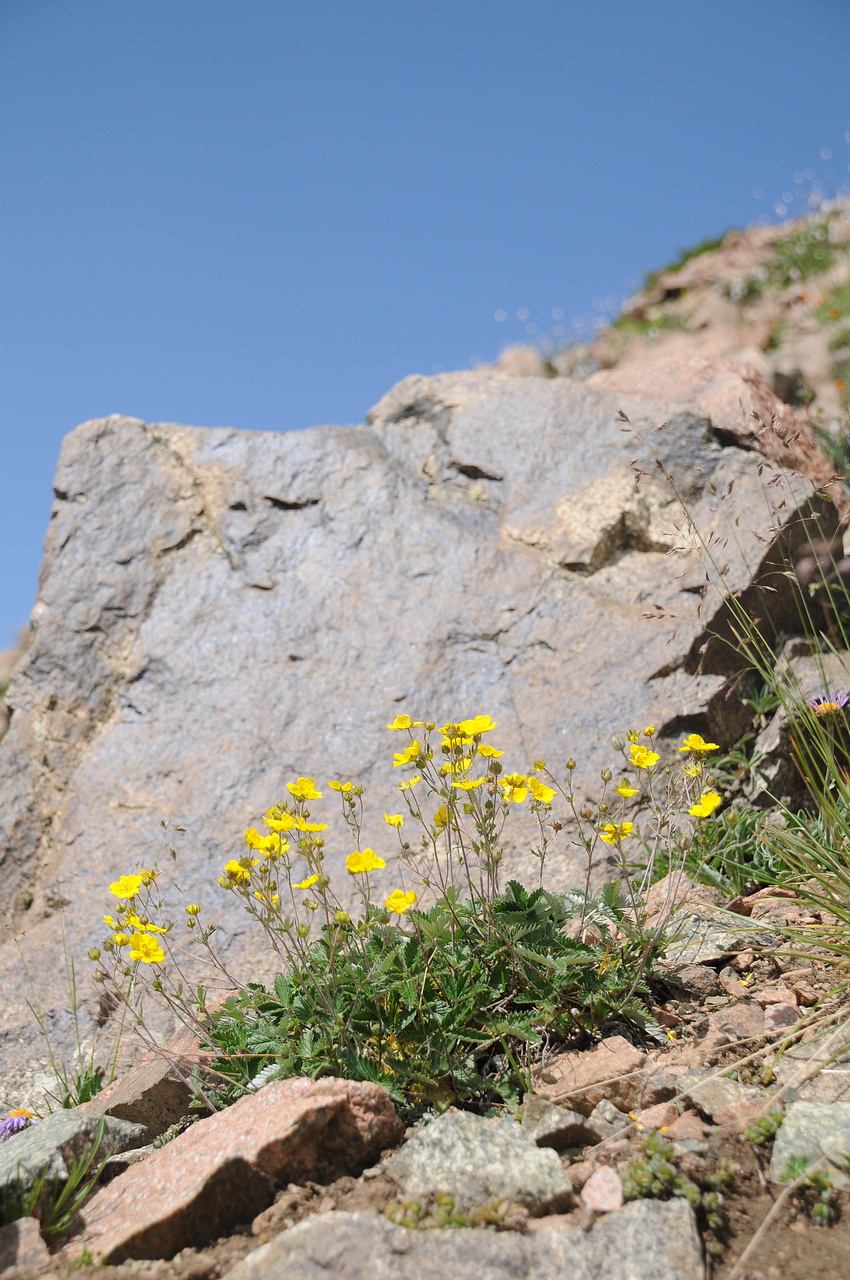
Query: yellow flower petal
287 777 323 800
346 849 386 874
528 776 555 803
385 889 417 914
679 734 719 753
384 813 404 827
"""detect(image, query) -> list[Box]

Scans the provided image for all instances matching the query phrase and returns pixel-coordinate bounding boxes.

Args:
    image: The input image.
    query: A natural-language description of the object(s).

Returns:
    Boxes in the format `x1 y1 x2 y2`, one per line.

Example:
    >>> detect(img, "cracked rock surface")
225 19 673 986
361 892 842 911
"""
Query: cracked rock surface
0 367 834 1087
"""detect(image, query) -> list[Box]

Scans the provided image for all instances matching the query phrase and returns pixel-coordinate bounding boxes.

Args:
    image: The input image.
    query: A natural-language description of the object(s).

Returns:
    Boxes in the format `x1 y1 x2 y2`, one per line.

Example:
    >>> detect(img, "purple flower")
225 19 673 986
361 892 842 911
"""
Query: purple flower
807 692 850 718
0 1109 36 1142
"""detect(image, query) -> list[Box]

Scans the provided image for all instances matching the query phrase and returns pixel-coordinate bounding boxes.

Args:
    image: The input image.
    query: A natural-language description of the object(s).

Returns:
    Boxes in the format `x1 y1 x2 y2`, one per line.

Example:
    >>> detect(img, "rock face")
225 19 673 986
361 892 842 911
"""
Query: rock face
0 365 836 1087
221 1202 706 1280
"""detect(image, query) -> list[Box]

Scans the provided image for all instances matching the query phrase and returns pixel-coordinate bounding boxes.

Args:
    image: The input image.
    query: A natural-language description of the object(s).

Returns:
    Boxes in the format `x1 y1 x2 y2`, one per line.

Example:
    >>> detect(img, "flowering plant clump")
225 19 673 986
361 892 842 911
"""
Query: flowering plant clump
91 714 728 1115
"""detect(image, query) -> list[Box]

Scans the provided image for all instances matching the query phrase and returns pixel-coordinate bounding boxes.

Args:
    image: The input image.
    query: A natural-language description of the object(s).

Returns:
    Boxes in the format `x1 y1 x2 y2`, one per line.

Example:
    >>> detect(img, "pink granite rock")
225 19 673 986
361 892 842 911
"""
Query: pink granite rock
0 1217 50 1270
581 1166 624 1213
763 1002 800 1040
634 1101 679 1130
534 1037 653 1115
70 1077 402 1263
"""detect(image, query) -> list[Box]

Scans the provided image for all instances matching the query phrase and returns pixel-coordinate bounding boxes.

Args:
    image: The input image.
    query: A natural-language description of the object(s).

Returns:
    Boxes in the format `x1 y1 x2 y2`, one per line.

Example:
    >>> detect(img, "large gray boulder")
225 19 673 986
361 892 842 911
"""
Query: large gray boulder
0 367 834 1092
222 1203 706 1280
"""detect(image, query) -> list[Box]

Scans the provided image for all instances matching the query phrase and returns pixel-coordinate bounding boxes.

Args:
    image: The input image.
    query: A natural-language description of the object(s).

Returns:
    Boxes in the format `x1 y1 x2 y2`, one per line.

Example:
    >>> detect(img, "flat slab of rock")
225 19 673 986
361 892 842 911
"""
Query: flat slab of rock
222 1203 705 1280
381 1109 571 1215
773 1031 850 1103
534 1036 673 1116
71 1077 402 1262
771 1101 850 1185
0 1217 50 1270
0 1110 146 1205
680 1071 762 1121
80 1053 195 1137
521 1097 603 1149
664 907 776 965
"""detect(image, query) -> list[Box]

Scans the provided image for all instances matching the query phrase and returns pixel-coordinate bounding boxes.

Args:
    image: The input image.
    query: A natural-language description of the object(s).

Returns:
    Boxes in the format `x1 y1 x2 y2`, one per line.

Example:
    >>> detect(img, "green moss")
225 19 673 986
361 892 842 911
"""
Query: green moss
767 219 835 289
762 322 785 352
818 282 850 324
828 326 850 354
643 233 728 290
610 312 686 338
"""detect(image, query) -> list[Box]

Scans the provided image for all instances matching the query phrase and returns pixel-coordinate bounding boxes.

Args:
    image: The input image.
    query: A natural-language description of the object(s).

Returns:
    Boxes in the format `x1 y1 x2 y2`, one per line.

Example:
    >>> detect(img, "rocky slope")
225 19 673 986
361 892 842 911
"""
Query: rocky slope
549 198 850 433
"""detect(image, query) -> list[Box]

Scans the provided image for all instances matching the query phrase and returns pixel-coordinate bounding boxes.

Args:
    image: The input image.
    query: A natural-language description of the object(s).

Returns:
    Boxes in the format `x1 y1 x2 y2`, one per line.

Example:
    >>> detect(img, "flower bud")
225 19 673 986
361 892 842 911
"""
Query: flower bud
580 804 594 820
490 760 502 775
425 722 435 732
317 874 330 890
296 923 310 938
611 733 626 750
533 759 546 771
565 758 576 771
600 767 612 783
598 802 609 813
335 910 350 924
88 947 101 961
186 918 197 928
186 903 201 915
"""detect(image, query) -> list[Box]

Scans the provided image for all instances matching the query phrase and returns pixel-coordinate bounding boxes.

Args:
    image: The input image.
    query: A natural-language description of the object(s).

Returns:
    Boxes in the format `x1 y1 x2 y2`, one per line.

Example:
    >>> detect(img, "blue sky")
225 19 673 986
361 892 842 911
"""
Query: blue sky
2 0 850 646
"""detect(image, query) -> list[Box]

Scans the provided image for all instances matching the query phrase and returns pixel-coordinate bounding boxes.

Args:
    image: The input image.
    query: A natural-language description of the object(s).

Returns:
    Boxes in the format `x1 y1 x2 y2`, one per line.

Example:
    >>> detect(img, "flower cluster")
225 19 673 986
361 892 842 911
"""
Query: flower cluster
92 709 730 1075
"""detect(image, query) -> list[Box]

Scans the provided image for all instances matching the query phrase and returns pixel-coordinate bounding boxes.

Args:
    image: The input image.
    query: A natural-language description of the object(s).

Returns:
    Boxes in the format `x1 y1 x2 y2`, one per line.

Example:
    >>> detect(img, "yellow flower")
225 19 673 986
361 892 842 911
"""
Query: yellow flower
615 780 639 798
245 828 287 856
384 813 404 827
629 744 659 769
599 821 635 844
125 915 167 934
346 849 386 874
253 890 279 905
335 910 350 924
643 725 656 737
186 904 201 915
688 791 722 818
287 777 323 800
452 777 487 791
528 776 555 803
293 874 320 889
265 812 325 833
682 764 703 777
109 874 144 900
433 805 448 829
385 889 417 914
679 734 719 753
501 774 528 803
221 858 257 884
263 811 299 831
440 724 474 746
398 775 422 791
393 741 421 768
386 715 424 730
111 933 130 947
477 744 503 758
439 757 472 775
328 780 353 791
128 933 165 964
103 915 118 928
458 715 496 736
